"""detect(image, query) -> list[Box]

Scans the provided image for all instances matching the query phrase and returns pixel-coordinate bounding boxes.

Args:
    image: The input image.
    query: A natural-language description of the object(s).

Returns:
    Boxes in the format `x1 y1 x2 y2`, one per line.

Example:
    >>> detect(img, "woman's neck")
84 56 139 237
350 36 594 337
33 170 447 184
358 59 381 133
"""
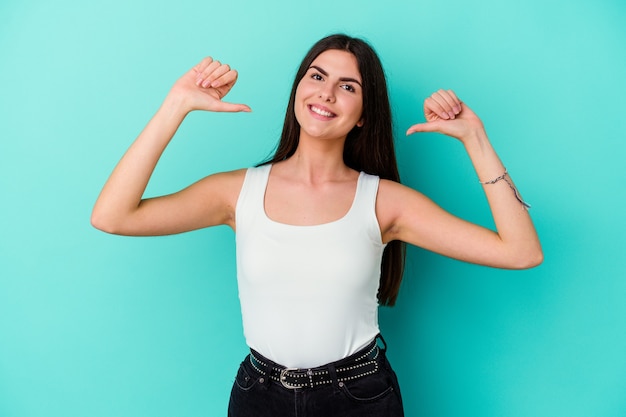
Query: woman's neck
277 137 355 184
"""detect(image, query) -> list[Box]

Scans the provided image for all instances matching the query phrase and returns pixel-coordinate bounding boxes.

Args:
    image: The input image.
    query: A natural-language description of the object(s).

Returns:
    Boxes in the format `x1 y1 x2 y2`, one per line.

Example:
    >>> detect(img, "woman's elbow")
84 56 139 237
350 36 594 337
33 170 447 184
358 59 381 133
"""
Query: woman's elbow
90 209 122 235
511 246 544 269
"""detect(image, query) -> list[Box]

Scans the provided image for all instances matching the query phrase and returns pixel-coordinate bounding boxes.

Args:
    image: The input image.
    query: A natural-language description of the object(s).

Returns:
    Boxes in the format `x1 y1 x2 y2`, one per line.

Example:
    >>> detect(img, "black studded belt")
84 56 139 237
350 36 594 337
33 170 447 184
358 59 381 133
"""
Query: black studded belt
248 342 381 390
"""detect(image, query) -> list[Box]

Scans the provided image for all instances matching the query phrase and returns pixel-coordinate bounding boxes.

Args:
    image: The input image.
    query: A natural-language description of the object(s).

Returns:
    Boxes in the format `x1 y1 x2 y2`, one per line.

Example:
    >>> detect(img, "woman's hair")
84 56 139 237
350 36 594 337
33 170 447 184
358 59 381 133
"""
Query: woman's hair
261 34 406 306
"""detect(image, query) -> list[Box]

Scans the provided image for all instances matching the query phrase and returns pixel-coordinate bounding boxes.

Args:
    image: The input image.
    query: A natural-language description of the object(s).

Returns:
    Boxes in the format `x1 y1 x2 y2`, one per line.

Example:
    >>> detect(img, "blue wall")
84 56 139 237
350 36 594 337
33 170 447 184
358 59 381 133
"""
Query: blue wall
1 0 625 416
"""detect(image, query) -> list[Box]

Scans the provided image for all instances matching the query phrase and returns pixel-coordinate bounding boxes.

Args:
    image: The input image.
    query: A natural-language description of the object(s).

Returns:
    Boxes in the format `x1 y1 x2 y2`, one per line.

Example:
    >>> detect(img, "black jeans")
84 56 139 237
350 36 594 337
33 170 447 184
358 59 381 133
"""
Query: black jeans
227 337 404 416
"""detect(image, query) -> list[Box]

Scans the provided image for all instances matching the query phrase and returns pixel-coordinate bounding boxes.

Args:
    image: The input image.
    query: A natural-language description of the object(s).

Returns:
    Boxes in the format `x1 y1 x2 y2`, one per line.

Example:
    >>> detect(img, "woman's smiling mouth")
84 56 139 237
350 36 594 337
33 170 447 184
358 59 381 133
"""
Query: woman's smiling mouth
308 104 336 119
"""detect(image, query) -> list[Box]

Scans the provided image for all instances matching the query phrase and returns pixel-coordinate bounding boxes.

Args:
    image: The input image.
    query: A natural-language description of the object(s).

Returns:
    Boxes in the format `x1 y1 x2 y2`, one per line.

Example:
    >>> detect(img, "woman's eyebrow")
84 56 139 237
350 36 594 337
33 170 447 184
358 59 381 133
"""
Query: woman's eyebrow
309 65 362 86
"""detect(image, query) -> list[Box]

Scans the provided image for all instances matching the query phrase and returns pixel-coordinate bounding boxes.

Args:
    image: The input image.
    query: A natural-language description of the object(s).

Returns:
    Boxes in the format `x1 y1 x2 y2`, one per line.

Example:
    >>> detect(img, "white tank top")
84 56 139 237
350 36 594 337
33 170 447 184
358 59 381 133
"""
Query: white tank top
235 164 386 368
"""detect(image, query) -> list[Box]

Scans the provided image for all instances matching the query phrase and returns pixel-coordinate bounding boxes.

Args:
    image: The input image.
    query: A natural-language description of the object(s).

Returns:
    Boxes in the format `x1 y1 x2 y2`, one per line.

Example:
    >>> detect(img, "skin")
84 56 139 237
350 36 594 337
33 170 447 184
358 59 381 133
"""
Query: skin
92 50 543 269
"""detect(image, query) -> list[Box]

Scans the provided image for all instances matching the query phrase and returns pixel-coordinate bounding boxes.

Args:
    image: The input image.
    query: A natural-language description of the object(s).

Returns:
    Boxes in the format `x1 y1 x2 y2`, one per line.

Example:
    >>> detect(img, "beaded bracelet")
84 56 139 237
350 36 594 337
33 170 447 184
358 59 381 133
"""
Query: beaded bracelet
480 168 531 210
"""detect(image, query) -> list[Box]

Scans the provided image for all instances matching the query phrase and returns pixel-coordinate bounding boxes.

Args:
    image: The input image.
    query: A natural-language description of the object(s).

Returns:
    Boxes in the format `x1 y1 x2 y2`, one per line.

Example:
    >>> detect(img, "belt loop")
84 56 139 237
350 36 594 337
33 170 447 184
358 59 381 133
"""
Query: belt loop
327 362 340 393
376 333 387 353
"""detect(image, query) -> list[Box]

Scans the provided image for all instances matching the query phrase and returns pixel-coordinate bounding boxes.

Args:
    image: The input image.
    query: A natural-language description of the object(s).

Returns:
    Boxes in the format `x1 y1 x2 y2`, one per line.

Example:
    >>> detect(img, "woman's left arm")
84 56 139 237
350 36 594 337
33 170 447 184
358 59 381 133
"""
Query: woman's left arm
379 90 543 269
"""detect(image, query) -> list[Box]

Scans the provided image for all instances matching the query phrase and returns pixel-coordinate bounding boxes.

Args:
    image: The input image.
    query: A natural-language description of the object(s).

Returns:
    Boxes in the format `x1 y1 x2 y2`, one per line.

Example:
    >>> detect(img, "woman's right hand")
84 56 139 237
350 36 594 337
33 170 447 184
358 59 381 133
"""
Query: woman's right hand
169 57 251 113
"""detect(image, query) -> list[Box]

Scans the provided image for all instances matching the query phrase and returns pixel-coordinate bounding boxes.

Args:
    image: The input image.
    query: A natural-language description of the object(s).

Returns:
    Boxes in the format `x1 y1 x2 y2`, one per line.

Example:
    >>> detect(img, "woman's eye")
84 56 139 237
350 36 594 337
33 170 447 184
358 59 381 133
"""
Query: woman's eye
341 84 355 93
311 73 323 81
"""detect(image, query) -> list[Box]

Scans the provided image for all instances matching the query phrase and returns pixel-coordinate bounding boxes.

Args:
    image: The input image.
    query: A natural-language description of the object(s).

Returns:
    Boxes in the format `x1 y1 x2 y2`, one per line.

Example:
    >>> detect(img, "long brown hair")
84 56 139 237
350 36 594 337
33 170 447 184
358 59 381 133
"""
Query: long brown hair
261 34 406 306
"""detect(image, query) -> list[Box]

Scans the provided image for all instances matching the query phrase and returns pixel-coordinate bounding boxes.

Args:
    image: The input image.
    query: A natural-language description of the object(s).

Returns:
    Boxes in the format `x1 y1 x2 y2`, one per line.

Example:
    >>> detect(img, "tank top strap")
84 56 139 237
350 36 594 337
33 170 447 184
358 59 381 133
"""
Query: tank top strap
236 164 271 227
350 172 381 219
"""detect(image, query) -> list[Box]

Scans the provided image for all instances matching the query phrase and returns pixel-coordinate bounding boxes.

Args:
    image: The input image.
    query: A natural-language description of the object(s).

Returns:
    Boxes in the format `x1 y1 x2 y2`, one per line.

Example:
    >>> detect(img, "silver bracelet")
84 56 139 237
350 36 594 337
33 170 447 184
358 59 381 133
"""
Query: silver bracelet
479 168 531 210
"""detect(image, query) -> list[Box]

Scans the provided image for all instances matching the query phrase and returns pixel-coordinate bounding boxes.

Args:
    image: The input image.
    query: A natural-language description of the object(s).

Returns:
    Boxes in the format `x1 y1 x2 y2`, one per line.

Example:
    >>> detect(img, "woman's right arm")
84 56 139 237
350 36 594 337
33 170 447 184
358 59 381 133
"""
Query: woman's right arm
91 57 251 236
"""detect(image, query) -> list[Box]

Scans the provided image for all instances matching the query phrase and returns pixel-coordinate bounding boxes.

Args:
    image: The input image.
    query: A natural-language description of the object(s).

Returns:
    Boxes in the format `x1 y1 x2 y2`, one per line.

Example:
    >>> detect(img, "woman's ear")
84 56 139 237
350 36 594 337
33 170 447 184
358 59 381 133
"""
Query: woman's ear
356 118 364 127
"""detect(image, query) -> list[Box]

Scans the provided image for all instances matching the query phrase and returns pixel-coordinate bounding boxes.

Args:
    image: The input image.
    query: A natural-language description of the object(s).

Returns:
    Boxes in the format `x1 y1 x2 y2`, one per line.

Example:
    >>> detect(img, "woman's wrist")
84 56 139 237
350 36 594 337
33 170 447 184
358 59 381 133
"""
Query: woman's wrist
161 93 192 120
461 127 491 153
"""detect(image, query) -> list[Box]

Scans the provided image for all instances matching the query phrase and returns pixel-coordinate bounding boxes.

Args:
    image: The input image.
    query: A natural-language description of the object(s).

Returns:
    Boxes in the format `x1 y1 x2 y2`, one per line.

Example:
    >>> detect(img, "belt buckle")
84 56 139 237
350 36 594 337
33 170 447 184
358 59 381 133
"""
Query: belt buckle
279 367 301 389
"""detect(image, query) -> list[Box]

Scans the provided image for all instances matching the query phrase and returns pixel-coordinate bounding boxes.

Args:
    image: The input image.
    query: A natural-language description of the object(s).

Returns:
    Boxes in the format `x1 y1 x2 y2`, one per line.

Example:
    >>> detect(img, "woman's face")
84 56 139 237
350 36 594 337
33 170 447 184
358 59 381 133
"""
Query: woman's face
294 49 364 142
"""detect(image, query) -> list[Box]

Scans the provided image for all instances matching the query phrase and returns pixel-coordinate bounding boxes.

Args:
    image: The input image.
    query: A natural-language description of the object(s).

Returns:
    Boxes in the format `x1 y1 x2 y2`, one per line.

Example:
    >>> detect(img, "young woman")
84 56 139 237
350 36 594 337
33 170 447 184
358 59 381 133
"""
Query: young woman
92 34 542 416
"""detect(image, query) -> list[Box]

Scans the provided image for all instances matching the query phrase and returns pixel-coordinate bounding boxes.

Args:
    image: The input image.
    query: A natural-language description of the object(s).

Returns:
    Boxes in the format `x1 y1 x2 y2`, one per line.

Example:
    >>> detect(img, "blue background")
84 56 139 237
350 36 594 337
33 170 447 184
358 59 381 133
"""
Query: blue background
1 0 625 416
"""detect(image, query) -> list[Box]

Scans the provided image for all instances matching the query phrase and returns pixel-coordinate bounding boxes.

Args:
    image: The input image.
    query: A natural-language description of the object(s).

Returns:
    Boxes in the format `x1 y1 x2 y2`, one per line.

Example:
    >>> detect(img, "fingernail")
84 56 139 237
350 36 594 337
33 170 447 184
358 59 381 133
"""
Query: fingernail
448 112 455 119
441 112 449 119
201 79 210 88
211 80 221 88
453 106 461 113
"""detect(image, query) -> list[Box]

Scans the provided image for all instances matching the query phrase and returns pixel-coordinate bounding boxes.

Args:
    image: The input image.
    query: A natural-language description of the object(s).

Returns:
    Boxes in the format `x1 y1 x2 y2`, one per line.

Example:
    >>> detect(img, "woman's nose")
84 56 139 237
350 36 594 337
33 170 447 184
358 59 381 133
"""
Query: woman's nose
318 85 335 102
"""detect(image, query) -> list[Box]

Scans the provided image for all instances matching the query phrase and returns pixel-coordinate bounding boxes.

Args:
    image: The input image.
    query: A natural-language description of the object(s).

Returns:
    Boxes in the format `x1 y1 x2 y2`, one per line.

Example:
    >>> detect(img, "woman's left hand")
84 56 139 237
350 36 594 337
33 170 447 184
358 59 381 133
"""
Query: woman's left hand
406 90 485 143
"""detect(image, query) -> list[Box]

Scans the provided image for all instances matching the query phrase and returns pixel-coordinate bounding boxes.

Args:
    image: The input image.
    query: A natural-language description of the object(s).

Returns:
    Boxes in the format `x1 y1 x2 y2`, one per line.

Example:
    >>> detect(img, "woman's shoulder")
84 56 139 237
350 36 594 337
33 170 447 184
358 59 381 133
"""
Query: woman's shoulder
377 178 409 193
196 168 249 196
376 178 429 214
208 167 249 181
376 179 434 242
